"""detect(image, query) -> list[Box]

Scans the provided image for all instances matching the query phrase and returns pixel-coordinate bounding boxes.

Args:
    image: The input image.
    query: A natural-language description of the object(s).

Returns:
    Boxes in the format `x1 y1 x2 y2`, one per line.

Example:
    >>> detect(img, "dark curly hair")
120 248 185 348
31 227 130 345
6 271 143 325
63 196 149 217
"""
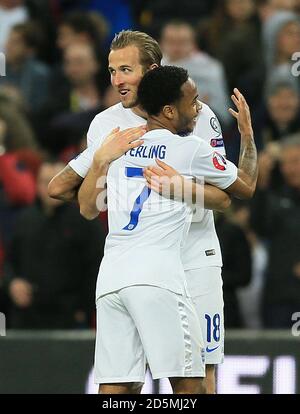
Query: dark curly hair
138 66 189 116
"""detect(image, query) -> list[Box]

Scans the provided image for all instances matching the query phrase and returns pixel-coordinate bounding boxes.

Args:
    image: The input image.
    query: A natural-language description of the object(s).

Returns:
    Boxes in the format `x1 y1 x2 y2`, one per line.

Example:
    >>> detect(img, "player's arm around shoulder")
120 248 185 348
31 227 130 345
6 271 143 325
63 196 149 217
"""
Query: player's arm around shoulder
48 141 98 202
201 184 231 212
49 114 109 202
143 156 231 212
48 109 135 202
48 134 100 202
48 165 83 202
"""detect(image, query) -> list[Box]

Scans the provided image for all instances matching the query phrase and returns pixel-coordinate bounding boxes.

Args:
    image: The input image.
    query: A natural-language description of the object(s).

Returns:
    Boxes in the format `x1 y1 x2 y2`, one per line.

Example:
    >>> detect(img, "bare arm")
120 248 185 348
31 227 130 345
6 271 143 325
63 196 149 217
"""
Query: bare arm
78 156 109 220
225 88 258 199
202 183 231 212
143 160 231 212
78 126 146 220
48 165 83 202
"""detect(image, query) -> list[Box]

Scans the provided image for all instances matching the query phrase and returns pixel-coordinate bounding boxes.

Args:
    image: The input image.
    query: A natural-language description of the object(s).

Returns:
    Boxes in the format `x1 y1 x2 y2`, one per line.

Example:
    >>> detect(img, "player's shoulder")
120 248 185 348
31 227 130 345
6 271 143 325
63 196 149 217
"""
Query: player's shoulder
184 134 210 149
171 133 209 157
194 103 224 145
87 103 125 146
198 102 220 123
92 102 124 123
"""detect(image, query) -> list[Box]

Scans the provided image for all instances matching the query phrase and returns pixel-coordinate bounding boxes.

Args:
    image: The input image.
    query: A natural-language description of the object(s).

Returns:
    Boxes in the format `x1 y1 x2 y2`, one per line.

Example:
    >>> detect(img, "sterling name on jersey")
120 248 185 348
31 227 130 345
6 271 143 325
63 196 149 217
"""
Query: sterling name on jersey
69 102 229 274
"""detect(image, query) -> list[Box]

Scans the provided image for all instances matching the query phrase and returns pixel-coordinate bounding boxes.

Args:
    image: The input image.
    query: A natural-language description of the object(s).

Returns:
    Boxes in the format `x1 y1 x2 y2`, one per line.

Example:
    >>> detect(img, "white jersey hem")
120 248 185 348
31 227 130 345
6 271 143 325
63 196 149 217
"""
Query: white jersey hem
152 370 205 380
96 283 189 302
183 263 223 271
95 376 145 384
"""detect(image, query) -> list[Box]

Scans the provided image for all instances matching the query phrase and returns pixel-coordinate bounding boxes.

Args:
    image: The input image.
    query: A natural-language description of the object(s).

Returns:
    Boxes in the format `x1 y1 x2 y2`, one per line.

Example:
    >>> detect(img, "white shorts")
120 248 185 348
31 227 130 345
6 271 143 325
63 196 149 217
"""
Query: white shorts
94 285 206 384
185 267 224 365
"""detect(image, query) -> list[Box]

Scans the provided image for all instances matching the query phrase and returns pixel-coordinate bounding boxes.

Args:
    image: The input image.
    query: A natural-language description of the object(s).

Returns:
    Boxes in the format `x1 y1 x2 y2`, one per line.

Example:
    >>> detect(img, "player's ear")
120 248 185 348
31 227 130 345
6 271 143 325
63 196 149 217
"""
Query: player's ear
163 105 175 120
149 63 159 71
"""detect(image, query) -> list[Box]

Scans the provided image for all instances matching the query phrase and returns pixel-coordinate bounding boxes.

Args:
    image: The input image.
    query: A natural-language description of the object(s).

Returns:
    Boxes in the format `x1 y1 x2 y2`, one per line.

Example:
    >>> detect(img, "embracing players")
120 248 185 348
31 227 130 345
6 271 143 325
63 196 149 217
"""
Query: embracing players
48 31 257 393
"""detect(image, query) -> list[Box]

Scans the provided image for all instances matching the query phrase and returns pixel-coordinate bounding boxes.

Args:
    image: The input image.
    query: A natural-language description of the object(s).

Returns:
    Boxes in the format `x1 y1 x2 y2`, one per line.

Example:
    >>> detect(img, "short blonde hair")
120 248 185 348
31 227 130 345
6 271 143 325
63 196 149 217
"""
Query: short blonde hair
110 30 162 69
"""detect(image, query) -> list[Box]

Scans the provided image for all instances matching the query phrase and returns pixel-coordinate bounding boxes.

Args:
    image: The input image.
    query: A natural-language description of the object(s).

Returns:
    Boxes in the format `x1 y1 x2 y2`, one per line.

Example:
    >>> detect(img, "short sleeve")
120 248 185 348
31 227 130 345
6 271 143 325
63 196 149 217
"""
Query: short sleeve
68 143 96 178
87 116 101 147
72 112 122 177
191 140 237 190
87 114 122 148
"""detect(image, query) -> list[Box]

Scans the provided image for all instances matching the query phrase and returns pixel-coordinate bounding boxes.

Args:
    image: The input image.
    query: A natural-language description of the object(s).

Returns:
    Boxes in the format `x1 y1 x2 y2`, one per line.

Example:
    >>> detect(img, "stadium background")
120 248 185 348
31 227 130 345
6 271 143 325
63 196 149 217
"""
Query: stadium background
0 0 300 394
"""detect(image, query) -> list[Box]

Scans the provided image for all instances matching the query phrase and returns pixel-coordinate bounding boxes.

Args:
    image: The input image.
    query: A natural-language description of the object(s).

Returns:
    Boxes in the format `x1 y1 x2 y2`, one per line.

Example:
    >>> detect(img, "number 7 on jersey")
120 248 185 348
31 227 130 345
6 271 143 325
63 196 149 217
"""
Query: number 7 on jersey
123 167 151 231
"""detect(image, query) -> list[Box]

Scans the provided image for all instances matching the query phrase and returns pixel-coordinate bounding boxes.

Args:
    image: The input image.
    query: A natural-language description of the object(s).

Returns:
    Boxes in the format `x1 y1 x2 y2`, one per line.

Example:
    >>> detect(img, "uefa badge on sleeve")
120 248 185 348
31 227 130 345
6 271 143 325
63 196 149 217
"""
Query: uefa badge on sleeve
210 117 222 137
210 138 224 148
212 152 227 171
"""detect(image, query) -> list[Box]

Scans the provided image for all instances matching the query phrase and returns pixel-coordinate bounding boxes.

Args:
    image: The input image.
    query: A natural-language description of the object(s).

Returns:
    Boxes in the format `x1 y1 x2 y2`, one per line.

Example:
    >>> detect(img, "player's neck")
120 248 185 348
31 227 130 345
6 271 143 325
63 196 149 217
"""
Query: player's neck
130 106 177 133
146 117 177 134
131 105 148 119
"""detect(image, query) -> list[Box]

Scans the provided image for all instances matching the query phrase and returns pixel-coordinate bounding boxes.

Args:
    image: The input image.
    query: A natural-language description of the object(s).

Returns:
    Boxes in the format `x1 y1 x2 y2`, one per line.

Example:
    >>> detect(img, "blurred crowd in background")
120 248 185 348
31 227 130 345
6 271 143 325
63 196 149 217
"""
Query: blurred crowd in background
0 0 300 331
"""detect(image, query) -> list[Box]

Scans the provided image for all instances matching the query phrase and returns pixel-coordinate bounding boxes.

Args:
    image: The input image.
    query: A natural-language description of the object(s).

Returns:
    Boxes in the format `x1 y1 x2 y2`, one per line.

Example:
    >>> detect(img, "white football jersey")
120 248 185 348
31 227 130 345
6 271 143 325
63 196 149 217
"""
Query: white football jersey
183 104 226 269
69 102 228 271
95 129 237 298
